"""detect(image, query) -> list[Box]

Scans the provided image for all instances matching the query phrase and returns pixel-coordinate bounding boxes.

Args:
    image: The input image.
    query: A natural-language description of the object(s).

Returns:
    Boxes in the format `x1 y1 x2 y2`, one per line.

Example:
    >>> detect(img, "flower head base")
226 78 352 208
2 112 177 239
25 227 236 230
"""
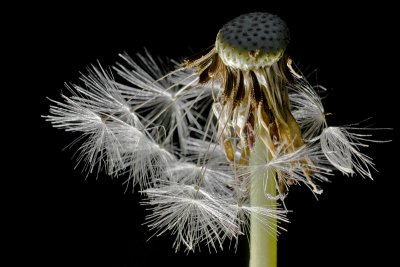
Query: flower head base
216 12 290 70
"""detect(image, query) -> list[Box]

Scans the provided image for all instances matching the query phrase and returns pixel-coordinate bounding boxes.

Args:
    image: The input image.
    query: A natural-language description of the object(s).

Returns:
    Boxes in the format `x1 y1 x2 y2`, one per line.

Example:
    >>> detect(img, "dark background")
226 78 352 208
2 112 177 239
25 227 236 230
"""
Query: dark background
12 1 398 266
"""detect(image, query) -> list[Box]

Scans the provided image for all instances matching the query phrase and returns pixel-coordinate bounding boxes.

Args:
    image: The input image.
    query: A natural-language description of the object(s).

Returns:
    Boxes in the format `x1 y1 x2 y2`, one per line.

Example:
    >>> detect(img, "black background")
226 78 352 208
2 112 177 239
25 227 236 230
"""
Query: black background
12 1 399 266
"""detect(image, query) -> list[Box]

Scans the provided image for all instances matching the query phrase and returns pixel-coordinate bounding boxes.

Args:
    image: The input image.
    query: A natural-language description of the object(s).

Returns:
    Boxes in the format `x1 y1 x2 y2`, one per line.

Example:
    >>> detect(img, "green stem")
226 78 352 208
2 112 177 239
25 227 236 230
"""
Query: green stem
249 134 277 267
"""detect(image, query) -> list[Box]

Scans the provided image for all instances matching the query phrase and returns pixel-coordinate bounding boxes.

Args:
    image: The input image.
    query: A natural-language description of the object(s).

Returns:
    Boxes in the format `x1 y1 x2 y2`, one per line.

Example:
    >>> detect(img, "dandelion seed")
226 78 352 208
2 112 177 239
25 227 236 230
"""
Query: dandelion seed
289 76 327 140
165 160 234 197
74 65 143 127
230 201 289 243
114 51 208 150
184 137 227 162
143 182 239 252
45 65 139 175
320 126 376 179
117 126 177 190
244 144 332 197
169 65 220 118
46 64 177 188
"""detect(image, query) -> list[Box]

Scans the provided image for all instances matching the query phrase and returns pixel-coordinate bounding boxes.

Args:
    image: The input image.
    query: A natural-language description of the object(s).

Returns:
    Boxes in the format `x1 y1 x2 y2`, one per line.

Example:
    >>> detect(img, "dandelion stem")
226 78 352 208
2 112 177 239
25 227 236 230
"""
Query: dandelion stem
249 132 277 267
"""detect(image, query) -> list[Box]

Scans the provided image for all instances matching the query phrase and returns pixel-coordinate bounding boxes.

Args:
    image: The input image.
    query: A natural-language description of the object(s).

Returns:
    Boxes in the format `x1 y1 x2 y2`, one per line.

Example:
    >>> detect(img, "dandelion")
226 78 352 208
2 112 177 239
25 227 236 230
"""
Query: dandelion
45 11 386 267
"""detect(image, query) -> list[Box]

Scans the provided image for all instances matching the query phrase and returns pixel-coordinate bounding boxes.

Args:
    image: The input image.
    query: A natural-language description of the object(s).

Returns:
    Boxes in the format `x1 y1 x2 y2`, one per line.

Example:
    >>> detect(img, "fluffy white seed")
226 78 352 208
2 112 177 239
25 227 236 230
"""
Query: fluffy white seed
143 182 239 252
244 144 332 197
114 51 208 150
45 66 142 175
289 77 327 140
320 127 376 179
165 160 234 197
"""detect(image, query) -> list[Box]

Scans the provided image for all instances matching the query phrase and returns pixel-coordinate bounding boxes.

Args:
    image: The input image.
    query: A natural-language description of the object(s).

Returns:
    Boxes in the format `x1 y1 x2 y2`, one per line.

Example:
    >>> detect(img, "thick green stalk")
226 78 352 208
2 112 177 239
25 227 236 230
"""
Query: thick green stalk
249 134 277 267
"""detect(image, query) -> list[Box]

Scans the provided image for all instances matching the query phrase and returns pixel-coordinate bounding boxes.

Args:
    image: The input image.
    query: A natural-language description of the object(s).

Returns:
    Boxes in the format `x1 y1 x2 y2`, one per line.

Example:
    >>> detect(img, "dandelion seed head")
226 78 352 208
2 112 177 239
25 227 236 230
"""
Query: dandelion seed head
216 12 289 70
46 11 387 253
